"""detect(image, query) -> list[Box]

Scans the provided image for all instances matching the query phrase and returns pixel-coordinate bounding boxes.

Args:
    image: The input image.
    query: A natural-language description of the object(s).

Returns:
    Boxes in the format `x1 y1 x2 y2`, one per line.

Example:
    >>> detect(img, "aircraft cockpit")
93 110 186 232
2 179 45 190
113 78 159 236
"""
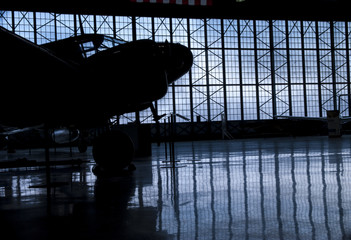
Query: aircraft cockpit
42 34 127 63
79 35 126 58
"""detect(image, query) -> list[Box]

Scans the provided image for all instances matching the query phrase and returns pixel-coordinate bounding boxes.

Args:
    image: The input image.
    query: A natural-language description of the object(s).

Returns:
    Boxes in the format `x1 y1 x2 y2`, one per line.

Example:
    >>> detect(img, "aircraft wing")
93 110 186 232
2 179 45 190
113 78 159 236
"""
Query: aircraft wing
0 125 44 136
275 116 328 121
276 115 351 124
0 26 76 71
340 117 351 124
0 26 80 128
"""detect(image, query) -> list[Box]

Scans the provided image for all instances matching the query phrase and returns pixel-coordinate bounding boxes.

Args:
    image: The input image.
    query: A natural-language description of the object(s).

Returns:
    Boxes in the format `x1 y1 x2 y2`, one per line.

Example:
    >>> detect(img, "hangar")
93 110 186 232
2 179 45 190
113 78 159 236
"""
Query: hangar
1 1 351 239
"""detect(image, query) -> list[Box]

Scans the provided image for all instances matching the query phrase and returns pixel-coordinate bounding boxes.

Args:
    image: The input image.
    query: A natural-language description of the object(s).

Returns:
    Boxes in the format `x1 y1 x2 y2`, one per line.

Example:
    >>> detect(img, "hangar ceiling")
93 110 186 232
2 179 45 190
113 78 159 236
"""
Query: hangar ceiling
1 0 351 21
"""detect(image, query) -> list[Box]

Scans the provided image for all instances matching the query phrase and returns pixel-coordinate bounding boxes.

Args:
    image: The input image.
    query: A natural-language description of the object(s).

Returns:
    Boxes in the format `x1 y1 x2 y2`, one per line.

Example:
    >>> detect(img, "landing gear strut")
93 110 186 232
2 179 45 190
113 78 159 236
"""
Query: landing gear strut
92 130 135 176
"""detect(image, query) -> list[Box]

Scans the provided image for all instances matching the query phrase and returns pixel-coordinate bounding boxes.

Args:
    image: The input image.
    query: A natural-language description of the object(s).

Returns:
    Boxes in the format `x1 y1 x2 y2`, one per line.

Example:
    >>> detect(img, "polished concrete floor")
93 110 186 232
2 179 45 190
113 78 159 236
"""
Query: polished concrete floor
1 136 351 239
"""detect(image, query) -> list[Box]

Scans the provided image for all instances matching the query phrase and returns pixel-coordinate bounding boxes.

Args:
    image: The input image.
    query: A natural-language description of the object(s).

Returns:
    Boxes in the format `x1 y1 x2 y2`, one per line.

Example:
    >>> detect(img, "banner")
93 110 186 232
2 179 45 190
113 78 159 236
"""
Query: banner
130 0 213 6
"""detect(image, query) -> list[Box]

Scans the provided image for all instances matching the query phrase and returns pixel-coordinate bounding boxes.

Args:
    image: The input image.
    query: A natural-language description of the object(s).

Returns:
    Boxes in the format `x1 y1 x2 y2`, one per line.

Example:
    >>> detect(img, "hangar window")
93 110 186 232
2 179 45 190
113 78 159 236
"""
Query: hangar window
2 11 351 126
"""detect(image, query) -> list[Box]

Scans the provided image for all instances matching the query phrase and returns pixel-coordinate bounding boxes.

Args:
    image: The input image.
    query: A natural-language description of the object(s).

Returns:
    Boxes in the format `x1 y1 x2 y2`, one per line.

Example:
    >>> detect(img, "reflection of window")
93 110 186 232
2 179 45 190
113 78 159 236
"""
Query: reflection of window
98 36 125 51
80 41 96 58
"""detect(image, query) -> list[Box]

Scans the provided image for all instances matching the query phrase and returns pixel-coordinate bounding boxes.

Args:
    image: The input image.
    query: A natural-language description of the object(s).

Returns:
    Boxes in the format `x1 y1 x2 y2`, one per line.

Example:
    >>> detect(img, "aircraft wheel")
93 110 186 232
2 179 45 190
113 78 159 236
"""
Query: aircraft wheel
78 141 88 153
92 131 134 174
128 163 136 171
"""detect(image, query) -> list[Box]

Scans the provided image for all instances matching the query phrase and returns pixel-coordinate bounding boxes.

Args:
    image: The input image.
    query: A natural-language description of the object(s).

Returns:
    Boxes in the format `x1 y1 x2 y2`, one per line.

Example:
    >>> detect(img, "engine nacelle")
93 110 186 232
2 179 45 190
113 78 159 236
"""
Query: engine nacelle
51 128 80 144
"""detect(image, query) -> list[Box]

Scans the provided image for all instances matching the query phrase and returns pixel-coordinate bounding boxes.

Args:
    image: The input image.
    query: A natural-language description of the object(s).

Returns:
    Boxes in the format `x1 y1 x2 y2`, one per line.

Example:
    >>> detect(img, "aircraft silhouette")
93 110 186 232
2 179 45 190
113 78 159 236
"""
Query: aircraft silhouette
0 26 193 174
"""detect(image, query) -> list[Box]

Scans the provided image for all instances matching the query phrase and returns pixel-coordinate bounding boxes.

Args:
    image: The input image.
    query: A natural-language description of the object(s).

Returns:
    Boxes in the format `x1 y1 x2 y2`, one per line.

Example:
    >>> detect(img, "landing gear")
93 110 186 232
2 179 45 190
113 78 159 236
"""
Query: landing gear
77 140 88 153
92 130 135 176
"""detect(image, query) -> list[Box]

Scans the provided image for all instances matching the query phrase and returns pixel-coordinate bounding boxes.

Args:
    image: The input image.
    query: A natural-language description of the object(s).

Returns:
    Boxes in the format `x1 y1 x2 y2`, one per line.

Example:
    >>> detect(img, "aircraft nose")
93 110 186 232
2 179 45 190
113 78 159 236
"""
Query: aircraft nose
161 42 193 83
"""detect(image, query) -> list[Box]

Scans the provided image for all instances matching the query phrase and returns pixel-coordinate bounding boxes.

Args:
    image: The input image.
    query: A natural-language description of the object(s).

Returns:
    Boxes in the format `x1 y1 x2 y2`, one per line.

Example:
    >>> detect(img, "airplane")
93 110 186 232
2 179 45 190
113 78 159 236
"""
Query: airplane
275 104 351 137
0 25 193 174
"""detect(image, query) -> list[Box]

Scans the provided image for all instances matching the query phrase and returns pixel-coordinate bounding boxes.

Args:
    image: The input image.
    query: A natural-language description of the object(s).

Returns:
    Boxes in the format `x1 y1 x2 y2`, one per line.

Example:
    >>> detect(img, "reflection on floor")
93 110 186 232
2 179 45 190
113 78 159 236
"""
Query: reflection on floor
1 136 351 239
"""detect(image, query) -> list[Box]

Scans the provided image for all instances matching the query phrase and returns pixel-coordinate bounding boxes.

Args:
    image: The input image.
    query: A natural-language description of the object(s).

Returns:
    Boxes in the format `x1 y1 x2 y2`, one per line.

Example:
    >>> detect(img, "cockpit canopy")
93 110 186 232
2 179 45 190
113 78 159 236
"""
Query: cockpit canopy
79 35 126 58
42 34 127 63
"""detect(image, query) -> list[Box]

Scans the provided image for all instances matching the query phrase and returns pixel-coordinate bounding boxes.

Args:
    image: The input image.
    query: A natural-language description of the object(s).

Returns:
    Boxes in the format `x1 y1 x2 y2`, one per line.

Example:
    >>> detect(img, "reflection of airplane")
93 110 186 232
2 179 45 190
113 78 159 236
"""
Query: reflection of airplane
0 26 193 173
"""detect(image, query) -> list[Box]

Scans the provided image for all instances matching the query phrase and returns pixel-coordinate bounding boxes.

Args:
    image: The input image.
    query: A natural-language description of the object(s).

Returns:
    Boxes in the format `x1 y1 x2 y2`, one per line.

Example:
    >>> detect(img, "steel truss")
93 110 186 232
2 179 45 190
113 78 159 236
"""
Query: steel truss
1 11 351 132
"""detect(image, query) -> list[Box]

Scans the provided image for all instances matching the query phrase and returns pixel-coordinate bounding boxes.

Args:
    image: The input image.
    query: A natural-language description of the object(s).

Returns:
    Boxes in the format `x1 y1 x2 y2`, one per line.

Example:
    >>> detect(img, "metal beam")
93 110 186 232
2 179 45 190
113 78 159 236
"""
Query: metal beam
253 20 260 120
221 19 228 122
300 20 308 117
330 21 337 111
237 19 244 121
285 20 292 116
204 19 211 122
269 20 277 119
345 21 351 116
315 21 323 117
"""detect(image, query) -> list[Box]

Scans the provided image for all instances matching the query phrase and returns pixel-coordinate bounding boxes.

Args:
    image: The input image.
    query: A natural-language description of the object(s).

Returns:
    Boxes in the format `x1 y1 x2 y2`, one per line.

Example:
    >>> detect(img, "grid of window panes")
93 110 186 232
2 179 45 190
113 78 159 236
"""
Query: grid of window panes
1 11 351 124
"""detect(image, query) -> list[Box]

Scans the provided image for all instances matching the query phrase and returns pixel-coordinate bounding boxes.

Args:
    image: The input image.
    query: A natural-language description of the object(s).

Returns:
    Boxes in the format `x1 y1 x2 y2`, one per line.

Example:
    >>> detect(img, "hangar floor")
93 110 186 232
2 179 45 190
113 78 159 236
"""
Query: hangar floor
0 136 351 239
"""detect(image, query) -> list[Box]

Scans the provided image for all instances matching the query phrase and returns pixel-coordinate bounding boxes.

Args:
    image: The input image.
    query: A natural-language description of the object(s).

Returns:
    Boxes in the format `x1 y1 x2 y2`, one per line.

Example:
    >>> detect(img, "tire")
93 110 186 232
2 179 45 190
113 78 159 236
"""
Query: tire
92 131 134 171
77 141 88 153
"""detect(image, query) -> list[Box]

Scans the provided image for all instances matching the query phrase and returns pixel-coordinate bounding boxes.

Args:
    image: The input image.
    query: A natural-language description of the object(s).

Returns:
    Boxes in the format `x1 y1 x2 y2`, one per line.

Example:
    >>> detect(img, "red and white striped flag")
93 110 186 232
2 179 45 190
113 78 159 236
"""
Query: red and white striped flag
130 0 213 6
